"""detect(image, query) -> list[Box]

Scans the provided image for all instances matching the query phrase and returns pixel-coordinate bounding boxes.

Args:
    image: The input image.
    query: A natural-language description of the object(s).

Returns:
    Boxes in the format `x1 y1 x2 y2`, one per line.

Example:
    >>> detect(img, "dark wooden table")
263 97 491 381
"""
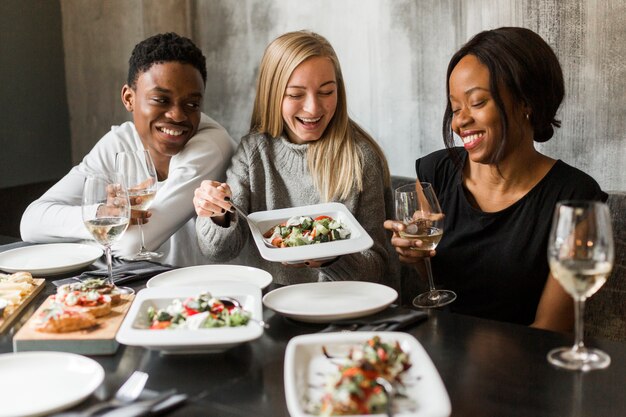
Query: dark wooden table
1 244 625 416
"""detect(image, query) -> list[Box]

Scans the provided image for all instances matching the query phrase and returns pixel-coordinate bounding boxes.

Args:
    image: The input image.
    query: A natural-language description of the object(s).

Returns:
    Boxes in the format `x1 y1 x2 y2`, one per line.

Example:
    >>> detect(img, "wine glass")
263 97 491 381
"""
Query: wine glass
547 200 614 371
395 182 456 308
82 173 133 294
115 150 162 260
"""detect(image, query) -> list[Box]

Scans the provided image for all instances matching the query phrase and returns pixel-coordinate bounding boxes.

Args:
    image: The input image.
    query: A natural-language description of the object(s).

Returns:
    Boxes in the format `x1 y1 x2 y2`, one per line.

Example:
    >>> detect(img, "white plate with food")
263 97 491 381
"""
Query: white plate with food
146 264 272 290
0 351 104 417
117 282 264 353
0 243 103 276
247 202 373 264
263 281 397 323
284 332 451 417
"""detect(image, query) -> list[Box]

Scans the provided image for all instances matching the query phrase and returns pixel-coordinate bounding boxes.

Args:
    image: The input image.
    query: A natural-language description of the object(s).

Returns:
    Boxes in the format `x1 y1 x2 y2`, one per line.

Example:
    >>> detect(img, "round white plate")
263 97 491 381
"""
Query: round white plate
263 281 398 323
0 243 103 276
0 351 104 417
146 264 273 290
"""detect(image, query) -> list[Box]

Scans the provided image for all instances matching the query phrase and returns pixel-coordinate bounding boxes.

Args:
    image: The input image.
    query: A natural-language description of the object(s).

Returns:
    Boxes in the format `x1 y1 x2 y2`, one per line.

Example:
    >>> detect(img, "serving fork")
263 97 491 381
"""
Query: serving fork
228 201 273 246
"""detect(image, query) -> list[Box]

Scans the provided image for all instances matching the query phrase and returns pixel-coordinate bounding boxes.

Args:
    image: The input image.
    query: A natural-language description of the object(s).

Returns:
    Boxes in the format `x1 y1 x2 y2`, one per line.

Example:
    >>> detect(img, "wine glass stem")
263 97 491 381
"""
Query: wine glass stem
424 257 440 300
104 245 114 286
573 298 586 353
137 218 147 252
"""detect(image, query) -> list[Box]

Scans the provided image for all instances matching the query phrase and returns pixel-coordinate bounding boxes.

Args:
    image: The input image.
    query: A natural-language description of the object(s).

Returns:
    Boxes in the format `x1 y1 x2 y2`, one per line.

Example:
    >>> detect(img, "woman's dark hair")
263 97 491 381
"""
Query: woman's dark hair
127 32 207 88
442 27 564 163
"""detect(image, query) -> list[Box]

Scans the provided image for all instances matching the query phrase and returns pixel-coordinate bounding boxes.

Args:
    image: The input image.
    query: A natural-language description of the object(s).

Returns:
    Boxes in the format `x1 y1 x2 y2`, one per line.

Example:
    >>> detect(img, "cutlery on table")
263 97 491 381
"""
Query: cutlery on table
55 371 148 417
98 389 180 417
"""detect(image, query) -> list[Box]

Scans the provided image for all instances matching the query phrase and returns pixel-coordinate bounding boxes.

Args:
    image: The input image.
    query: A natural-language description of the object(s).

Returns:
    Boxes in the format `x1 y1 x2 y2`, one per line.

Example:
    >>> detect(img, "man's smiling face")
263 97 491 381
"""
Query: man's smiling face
122 61 204 160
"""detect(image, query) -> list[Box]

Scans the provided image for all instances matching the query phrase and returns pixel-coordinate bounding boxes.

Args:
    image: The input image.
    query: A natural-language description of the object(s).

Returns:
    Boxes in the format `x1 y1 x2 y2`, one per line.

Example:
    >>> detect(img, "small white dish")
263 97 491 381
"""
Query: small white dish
247 202 373 264
0 351 105 417
263 281 397 323
116 282 264 354
146 264 272 290
284 332 451 417
0 243 102 276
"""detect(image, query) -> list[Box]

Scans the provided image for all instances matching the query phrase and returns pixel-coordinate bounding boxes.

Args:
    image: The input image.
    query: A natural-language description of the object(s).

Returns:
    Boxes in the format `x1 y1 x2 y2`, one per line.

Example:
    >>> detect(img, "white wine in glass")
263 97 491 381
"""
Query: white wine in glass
395 182 456 308
115 150 162 260
82 173 133 294
547 200 614 371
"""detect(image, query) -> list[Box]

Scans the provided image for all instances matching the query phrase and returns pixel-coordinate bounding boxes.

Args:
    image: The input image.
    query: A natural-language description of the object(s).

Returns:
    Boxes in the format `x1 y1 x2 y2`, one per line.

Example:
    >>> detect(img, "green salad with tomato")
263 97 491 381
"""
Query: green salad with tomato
146 292 250 330
263 215 351 248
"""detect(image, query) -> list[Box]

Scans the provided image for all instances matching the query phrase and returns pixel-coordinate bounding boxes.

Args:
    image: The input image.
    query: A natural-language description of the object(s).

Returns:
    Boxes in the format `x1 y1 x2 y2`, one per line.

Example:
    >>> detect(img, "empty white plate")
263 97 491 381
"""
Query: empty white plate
0 351 104 417
146 264 273 290
263 281 397 323
0 243 103 276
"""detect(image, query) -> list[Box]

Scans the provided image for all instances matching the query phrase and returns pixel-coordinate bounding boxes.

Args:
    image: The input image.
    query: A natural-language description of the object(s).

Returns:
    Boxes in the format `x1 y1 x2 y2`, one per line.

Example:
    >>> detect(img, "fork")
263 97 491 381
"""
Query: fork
375 377 395 417
219 296 270 329
56 371 148 417
228 202 273 246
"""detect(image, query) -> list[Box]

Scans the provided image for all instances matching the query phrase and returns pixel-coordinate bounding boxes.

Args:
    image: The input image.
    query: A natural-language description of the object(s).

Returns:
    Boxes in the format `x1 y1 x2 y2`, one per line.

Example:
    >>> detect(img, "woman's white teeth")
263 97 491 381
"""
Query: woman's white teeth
462 133 482 144
298 117 321 123
160 127 184 136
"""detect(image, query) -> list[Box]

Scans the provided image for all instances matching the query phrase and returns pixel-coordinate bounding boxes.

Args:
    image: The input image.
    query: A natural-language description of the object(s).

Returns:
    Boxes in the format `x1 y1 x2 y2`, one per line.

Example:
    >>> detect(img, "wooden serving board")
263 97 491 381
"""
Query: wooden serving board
13 294 134 355
0 278 45 333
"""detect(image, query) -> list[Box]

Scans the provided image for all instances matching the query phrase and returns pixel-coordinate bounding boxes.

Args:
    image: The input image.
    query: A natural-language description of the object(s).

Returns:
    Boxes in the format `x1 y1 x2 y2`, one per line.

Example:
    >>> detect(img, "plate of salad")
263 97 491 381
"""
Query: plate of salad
284 332 451 417
116 282 263 353
247 203 373 264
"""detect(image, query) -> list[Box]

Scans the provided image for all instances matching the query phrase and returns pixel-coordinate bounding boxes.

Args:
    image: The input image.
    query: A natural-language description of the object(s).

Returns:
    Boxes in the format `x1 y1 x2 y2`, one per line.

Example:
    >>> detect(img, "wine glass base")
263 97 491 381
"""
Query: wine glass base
547 346 611 371
121 251 163 261
413 290 456 309
114 286 135 295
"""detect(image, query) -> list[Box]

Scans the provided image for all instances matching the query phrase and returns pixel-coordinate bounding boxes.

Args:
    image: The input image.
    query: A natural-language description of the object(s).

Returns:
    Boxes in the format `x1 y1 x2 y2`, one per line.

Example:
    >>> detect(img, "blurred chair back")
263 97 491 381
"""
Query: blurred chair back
585 191 626 342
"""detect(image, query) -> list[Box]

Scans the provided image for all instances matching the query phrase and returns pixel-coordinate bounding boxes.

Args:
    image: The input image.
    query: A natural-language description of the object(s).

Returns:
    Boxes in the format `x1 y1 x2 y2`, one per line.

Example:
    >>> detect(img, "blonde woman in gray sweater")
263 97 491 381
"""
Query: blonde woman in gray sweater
193 31 396 287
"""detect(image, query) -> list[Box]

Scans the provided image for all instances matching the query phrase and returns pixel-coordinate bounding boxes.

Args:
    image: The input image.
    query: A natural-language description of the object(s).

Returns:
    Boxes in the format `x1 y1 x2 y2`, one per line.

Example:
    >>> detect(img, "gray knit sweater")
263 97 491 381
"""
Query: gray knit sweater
196 132 397 287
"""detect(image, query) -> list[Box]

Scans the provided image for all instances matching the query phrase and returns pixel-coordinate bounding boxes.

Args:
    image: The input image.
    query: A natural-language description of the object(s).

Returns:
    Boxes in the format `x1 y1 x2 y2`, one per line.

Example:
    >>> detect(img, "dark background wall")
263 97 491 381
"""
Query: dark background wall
0 0 71 236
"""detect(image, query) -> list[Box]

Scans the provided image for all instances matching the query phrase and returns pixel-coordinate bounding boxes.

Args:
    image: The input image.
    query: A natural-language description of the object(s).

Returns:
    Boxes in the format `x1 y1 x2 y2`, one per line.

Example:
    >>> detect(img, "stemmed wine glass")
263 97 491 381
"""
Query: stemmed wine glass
547 200 614 371
82 173 134 294
395 182 456 308
115 150 162 260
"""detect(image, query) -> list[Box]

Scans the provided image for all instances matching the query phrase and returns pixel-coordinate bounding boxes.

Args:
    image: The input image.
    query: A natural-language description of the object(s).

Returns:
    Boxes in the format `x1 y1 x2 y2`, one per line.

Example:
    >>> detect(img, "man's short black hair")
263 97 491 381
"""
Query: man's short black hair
127 32 207 88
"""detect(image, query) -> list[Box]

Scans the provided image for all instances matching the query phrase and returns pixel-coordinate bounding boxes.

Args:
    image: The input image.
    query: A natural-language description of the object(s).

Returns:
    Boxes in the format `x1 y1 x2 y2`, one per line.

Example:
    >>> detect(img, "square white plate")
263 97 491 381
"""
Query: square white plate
247 202 373 264
284 332 451 417
116 282 264 354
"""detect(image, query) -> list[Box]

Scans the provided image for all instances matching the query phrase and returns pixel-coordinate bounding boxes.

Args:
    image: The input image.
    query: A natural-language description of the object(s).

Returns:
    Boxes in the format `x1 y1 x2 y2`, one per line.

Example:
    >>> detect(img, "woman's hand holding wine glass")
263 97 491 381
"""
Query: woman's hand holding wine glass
82 173 133 294
394 182 456 308
547 200 614 371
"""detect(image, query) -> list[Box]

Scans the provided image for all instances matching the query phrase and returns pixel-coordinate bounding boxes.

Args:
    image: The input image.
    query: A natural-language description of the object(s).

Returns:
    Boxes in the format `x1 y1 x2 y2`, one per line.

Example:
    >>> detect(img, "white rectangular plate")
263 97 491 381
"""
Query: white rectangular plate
284 332 451 417
116 282 264 354
247 202 373 264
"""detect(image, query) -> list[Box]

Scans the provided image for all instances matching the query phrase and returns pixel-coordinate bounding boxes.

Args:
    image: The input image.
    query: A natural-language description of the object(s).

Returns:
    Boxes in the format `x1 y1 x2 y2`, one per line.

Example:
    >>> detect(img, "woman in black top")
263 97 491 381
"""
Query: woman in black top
385 27 606 331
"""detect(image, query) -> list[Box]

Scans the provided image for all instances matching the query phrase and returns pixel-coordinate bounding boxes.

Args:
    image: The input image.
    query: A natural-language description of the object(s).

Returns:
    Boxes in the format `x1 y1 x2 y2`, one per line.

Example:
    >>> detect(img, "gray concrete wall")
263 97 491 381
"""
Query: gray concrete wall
1 0 71 188
60 0 626 191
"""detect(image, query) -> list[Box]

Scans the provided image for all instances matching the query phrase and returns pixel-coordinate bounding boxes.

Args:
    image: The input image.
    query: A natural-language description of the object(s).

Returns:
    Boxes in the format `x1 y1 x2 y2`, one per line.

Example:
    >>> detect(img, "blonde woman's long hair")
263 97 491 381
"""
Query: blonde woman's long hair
250 30 390 201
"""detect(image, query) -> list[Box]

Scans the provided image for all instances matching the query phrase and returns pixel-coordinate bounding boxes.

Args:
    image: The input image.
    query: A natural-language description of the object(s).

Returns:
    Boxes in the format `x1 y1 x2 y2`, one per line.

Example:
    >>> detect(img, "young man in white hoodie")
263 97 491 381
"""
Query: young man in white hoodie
21 32 235 266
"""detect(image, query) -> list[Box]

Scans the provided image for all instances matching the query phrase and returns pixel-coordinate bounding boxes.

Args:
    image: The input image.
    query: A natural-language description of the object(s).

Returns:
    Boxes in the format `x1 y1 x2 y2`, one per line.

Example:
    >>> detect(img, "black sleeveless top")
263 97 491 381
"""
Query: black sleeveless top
416 148 607 325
